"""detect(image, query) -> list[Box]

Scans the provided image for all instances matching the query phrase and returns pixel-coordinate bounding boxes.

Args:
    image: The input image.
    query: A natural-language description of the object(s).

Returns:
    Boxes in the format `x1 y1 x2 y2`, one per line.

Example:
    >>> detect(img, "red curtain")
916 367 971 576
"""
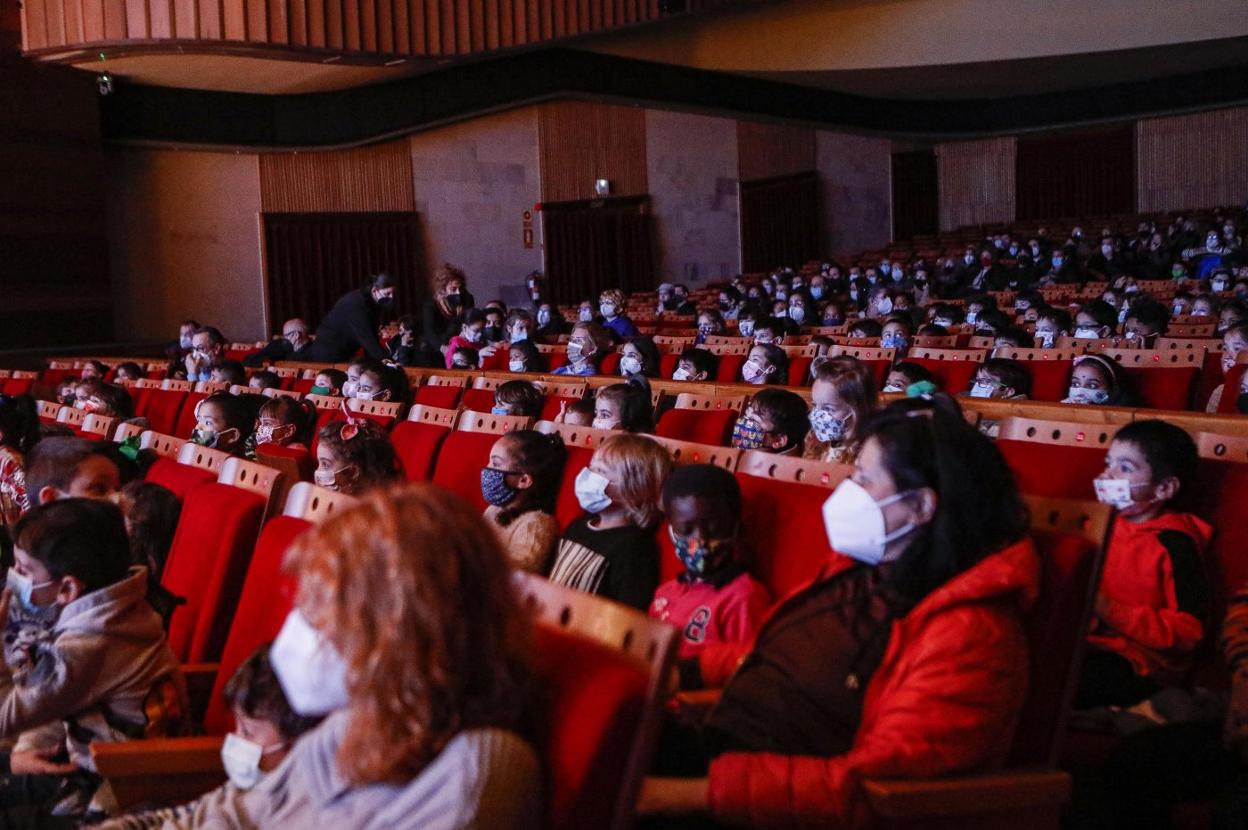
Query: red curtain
891 150 939 239
262 212 423 333
541 196 655 305
740 171 820 273
1016 126 1136 222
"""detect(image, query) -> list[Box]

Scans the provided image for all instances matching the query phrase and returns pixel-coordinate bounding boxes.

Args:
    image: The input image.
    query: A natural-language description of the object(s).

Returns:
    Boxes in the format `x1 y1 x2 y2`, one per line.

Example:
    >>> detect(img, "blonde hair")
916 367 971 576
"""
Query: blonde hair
285 484 532 786
599 288 626 308
430 264 468 316
592 434 672 528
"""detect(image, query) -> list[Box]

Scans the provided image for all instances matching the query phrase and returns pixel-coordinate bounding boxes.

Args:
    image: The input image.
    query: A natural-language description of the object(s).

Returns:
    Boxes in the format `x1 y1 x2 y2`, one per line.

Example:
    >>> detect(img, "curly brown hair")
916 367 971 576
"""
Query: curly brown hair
430 264 468 316
285 484 533 785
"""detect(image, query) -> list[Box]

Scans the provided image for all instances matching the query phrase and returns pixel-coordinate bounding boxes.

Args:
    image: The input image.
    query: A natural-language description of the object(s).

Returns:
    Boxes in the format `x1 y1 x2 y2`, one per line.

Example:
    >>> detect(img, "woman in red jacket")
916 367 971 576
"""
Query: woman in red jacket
638 394 1040 829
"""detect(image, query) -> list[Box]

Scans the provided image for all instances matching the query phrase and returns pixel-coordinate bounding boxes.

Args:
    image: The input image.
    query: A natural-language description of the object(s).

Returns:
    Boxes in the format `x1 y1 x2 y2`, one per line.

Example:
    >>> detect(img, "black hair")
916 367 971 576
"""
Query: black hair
495 381 544 418
397 314 420 334
1079 300 1119 331
13 498 131 593
1038 307 1073 332
1073 354 1137 407
1125 300 1170 336
193 326 226 347
199 392 265 454
258 395 320 445
464 308 488 327
1112 420 1198 494
966 293 997 311
747 388 810 450
213 361 247 386
596 382 655 433
83 360 108 377
849 319 883 338
508 340 547 373
625 336 663 379
661 464 741 516
114 362 143 381
974 308 1011 334
750 343 789 385
450 346 479 368
316 419 401 494
249 370 282 390
677 348 718 380
224 645 323 741
992 327 1033 348
494 430 568 527
314 368 347 394
890 361 936 387
859 394 1030 604
121 480 181 581
979 357 1032 397
367 272 396 291
0 394 40 454
358 362 412 406
752 317 784 340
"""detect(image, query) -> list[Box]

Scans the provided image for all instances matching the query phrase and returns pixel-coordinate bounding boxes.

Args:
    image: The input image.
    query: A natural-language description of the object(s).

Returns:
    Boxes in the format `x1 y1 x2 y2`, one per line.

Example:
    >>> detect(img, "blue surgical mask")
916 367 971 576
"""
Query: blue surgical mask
6 569 57 618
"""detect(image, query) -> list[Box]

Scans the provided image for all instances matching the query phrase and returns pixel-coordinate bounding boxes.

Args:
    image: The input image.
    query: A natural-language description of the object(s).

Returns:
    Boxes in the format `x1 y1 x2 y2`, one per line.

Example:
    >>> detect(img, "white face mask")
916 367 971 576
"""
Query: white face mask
742 360 768 385
341 380 359 398
965 310 978 325
600 304 616 319
1093 478 1142 510
876 297 894 315
220 733 284 791
462 328 482 344
509 328 528 344
789 306 806 323
672 367 691 381
574 468 612 514
579 309 594 322
270 609 350 716
969 381 998 398
822 479 918 565
509 359 526 373
738 321 755 337
1066 386 1110 405
1074 327 1100 340
620 356 642 376
537 311 551 326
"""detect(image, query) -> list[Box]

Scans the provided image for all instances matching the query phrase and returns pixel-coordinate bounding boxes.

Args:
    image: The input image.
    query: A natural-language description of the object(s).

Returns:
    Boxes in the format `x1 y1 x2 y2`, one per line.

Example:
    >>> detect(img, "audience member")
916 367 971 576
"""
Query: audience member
480 430 566 573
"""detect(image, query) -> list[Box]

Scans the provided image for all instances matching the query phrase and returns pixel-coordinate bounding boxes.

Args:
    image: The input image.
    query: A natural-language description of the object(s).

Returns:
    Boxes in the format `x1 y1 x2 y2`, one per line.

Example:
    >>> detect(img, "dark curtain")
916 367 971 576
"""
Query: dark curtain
740 171 820 273
262 212 422 333
891 150 939 239
1016 126 1136 222
542 196 655 305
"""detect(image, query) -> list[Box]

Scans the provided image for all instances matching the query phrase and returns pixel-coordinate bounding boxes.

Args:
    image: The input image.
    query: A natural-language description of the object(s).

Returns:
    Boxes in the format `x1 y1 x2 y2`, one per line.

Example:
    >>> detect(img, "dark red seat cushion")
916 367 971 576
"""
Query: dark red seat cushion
430 431 499 510
997 440 1106 500
391 420 453 482
145 458 215 500
655 409 737 447
414 385 463 409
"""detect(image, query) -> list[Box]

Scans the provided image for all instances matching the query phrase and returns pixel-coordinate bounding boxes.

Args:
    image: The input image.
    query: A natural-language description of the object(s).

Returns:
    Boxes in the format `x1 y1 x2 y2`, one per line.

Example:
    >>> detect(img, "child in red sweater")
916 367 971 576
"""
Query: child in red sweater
1077 419 1212 708
649 465 770 661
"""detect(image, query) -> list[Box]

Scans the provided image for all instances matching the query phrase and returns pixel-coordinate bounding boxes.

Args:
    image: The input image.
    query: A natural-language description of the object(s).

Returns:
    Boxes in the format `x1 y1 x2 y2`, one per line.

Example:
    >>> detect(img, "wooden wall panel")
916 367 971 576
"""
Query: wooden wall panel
258 138 415 212
537 100 647 203
935 136 1016 231
23 0 736 55
1137 107 1248 213
736 120 816 182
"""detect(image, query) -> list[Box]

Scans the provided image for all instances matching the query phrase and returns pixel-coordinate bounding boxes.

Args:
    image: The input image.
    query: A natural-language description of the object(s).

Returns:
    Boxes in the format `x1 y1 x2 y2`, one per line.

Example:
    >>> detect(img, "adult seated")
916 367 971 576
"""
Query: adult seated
639 395 1038 828
243 318 313 367
421 264 476 354
179 485 540 827
298 273 396 364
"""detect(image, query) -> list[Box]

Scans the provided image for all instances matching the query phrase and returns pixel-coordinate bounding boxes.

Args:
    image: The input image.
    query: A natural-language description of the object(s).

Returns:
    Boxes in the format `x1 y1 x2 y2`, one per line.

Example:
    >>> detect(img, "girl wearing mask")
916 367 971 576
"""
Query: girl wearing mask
621 336 662 380
491 381 544 419
504 308 536 346
191 393 262 457
251 396 318 453
592 382 654 433
480 430 567 573
0 394 39 527
696 311 727 345
193 486 540 827
1063 354 1132 407
313 420 401 496
553 323 610 377
507 341 547 374
352 362 411 407
548 434 672 610
421 264 475 353
444 309 496 370
534 302 566 340
638 396 1038 828
804 356 876 464
741 344 788 386
1205 322 1248 412
880 318 913 357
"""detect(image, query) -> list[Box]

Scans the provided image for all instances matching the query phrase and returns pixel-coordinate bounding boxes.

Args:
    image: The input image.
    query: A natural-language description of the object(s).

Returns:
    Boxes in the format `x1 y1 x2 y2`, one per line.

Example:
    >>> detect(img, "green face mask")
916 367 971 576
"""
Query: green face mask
310 385 331 395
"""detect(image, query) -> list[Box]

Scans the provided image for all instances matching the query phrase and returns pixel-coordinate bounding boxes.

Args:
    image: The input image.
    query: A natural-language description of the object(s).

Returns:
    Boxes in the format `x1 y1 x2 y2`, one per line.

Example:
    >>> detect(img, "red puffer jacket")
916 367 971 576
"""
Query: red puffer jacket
704 538 1040 829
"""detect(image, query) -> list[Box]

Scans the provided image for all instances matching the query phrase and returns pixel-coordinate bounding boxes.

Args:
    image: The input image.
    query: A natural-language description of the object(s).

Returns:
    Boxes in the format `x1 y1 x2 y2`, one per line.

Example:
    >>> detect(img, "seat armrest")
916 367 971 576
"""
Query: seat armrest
92 736 226 811
864 769 1069 821
180 662 220 725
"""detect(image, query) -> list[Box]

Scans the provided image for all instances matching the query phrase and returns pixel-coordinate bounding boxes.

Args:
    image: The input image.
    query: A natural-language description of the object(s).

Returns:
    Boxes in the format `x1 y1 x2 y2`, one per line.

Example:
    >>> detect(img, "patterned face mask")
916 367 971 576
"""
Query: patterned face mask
808 406 850 443
731 417 767 450
669 526 735 577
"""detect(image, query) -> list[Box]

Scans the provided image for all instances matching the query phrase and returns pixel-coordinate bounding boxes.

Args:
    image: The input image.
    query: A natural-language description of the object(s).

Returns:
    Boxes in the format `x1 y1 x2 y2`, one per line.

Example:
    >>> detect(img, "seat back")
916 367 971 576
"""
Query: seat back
144 459 215 500
414 384 464 409
461 388 500 414
1008 496 1111 768
139 430 187 460
516 574 677 830
1097 348 1202 411
173 391 208 439
391 404 460 481
734 452 851 598
996 417 1112 500
429 411 532 509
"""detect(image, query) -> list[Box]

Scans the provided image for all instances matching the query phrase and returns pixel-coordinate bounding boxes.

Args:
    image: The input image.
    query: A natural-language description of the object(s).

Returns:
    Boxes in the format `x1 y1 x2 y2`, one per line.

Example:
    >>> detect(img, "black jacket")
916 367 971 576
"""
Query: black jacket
421 292 476 352
302 289 389 363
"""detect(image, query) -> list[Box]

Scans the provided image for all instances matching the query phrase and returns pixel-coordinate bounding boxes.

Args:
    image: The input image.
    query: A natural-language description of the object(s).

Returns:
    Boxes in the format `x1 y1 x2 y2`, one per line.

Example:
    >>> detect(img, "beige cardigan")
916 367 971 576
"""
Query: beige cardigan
484 506 559 573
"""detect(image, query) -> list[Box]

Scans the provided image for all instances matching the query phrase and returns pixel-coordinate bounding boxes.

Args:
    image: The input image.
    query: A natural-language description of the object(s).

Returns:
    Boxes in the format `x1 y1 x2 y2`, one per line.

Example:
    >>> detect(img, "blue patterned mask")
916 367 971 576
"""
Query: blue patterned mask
480 467 519 506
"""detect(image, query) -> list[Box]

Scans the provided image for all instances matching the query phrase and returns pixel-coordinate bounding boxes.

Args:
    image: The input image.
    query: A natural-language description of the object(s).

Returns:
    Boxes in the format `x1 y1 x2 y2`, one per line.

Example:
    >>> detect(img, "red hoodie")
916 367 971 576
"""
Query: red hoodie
703 538 1040 829
1088 511 1212 681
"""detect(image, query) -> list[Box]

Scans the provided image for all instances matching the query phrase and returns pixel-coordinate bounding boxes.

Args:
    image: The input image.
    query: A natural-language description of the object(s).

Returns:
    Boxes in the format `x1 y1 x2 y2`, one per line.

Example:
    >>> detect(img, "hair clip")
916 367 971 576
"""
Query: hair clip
338 400 365 441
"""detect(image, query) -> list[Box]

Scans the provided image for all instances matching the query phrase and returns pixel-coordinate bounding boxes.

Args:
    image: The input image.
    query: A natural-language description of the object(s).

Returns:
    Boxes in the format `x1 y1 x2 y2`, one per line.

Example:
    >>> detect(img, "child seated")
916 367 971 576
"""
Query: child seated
882 361 937 395
113 363 144 383
0 499 186 816
480 430 567 573
314 420 401 496
79 361 107 381
492 380 544 419
507 340 546 374
742 344 788 386
0 395 39 526
731 388 808 454
444 309 492 369
78 383 134 420
211 361 247 387
253 396 318 452
556 398 596 427
349 360 409 405
1063 354 1133 406
1077 420 1212 708
449 346 480 370
97 645 322 829
309 369 346 397
548 434 672 610
672 348 717 383
649 465 770 659
593 382 654 433
247 371 282 392
25 437 121 505
191 392 262 456
969 358 1032 438
804 357 876 464
118 480 184 628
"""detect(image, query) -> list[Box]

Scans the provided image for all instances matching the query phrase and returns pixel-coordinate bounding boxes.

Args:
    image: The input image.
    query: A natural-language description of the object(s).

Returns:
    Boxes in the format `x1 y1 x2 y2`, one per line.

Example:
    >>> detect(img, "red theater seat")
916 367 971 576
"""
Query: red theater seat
1 379 34 396
392 420 453 481
996 419 1112 501
539 396 582 422
430 430 501 510
1122 366 1199 411
659 353 680 379
599 353 621 375
461 388 499 414
655 409 737 446
145 458 215 500
143 389 188 436
414 385 463 409
906 356 981 394
173 392 208 439
716 355 746 383
161 483 267 662
554 445 595 531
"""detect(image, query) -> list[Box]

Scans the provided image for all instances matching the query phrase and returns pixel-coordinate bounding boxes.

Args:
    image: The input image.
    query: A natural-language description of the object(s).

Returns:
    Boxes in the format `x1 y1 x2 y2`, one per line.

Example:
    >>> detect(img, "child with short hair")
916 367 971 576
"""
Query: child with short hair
672 348 717 382
492 380 544 419
593 382 654 433
97 645 322 829
25 437 121 505
449 346 480 370
314 420 401 496
0 498 187 816
1077 420 1212 708
78 383 134 420
211 361 248 387
444 309 491 369
650 465 770 659
970 357 1032 438
548 434 672 609
480 430 567 573
113 363 144 383
731 388 808 454
310 369 346 397
248 371 281 391
557 398 596 427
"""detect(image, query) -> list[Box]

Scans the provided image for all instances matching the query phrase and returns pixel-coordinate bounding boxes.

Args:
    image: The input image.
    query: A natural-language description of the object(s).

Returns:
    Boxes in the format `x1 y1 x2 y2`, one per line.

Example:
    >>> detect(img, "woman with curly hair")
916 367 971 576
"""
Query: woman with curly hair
171 485 541 828
421 264 477 354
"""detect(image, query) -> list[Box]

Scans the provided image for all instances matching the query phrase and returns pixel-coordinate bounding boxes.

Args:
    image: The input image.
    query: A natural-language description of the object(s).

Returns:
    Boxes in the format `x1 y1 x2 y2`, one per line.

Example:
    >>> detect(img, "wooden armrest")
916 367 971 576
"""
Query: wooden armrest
864 769 1070 820
181 662 220 725
92 736 226 811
